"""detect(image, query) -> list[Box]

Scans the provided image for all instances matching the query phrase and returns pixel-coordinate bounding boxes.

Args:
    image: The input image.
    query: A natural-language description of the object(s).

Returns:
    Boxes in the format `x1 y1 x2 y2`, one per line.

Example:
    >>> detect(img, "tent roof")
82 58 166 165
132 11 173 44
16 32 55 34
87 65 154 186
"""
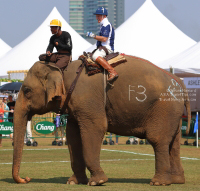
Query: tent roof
0 38 12 58
158 41 200 74
0 7 91 76
115 0 196 63
86 0 196 63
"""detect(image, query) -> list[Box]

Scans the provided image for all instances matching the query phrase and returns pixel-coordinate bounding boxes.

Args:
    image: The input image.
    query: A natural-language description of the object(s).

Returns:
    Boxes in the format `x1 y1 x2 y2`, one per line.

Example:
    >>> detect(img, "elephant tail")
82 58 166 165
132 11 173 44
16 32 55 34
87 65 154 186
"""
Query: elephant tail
184 89 191 135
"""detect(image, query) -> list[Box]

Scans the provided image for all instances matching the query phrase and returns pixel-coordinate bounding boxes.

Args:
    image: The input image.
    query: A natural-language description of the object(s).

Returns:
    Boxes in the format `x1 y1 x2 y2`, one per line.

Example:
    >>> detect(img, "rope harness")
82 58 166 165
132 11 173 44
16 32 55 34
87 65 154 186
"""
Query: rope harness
60 57 86 113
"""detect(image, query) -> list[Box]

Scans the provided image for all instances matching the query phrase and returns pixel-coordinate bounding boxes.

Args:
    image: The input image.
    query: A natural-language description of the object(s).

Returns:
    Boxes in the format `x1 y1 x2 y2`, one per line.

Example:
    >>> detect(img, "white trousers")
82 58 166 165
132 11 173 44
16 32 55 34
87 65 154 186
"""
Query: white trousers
92 48 113 61
24 121 33 143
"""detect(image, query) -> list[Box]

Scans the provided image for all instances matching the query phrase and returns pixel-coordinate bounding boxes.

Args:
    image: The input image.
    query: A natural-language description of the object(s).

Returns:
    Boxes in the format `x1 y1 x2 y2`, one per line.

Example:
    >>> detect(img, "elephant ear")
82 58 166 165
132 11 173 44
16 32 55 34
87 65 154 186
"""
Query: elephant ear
46 70 65 104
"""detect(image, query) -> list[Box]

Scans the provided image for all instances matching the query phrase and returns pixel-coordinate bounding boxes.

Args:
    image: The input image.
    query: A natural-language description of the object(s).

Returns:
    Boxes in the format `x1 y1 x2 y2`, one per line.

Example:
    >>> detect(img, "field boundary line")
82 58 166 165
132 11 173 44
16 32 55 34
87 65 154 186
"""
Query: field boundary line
0 148 67 151
102 148 154 156
0 158 155 165
1 148 199 161
102 149 200 161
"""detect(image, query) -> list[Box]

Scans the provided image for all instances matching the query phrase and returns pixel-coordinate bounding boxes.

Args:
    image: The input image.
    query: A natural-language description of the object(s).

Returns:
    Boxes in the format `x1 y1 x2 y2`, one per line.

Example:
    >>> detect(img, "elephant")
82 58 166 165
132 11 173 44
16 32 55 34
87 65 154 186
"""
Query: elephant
12 55 191 186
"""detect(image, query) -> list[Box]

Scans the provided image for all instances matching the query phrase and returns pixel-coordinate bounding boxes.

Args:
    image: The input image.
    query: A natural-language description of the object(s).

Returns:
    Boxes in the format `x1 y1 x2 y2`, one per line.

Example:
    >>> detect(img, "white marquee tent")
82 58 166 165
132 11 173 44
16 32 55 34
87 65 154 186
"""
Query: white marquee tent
157 41 200 113
158 41 200 74
0 7 91 76
85 0 196 64
0 38 11 58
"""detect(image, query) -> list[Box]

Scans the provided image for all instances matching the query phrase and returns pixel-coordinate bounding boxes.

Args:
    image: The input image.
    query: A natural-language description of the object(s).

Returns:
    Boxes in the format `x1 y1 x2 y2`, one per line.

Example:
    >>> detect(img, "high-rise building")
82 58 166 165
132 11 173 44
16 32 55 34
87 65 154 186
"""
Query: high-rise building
69 0 84 36
69 0 124 40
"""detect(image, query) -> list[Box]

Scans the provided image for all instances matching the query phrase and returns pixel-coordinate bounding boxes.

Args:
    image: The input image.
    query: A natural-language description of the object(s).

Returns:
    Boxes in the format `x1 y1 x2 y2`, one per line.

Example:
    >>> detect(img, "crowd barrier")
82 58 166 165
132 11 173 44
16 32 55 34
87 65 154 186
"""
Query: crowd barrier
0 115 68 146
0 116 199 146
182 116 200 146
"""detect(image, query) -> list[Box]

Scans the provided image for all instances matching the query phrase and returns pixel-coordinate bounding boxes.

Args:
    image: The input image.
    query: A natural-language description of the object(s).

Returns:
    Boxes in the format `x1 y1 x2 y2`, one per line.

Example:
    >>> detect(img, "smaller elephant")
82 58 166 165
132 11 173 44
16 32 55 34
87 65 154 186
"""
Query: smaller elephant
12 55 190 186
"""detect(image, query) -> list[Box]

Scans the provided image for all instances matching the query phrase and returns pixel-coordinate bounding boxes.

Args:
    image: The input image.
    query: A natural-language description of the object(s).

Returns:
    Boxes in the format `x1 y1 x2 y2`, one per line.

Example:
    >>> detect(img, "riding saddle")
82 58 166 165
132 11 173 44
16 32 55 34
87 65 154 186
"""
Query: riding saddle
80 51 127 76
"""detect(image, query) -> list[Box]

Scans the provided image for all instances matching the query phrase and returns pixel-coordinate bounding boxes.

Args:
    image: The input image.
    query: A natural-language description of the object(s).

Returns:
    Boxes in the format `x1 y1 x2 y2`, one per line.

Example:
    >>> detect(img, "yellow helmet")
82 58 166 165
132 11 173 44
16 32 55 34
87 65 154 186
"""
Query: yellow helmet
49 19 62 27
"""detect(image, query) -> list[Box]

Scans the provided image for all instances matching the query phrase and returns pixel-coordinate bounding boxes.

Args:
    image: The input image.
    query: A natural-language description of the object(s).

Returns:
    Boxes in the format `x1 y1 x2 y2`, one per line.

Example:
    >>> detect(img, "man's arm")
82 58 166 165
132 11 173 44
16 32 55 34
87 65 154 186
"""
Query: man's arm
86 25 110 42
94 35 108 42
86 32 108 42
46 37 54 55
56 32 72 52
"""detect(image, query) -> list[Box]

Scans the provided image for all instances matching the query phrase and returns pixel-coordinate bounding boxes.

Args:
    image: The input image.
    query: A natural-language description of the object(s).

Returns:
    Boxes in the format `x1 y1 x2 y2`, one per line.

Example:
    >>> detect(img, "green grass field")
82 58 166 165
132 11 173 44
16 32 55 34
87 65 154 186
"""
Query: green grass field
0 137 200 191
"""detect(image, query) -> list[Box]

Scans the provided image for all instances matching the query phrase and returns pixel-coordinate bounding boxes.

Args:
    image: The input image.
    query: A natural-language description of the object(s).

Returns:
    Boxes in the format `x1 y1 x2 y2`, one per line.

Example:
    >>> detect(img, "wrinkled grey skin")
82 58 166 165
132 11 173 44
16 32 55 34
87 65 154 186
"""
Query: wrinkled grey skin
12 56 190 186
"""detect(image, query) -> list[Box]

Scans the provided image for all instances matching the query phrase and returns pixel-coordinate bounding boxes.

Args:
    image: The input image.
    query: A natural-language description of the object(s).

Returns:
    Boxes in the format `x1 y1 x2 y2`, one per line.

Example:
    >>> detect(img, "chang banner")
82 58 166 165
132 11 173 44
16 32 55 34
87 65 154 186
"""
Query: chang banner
34 121 56 134
183 77 200 89
0 122 13 134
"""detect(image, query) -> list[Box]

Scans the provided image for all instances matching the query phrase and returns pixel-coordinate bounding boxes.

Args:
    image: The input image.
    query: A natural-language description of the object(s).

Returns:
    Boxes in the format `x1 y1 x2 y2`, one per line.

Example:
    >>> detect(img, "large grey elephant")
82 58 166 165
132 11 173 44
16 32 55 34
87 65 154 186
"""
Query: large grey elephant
12 55 190 186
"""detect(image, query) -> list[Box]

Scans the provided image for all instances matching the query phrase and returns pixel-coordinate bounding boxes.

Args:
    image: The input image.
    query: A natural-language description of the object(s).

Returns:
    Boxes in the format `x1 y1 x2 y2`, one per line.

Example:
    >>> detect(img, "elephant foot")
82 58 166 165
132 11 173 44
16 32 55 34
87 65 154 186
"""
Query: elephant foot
88 171 108 186
67 174 88 185
13 176 32 184
150 174 172 186
171 174 185 184
25 177 32 183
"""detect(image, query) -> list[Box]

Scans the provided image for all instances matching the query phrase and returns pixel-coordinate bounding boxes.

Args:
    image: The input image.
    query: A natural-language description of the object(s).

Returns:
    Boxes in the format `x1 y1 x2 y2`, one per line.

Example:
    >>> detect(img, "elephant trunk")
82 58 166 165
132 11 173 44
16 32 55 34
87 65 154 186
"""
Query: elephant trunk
12 92 31 183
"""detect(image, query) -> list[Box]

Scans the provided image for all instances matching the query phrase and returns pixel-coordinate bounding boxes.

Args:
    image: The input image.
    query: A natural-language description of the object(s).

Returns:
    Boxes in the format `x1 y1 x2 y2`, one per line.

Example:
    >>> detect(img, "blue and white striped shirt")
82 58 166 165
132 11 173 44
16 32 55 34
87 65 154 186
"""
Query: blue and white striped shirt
97 17 115 51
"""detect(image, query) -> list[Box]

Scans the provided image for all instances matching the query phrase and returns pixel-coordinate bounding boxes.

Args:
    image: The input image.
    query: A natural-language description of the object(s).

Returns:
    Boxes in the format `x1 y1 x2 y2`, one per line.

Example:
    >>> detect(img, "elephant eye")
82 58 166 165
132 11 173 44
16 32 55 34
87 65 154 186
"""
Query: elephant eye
24 87 32 96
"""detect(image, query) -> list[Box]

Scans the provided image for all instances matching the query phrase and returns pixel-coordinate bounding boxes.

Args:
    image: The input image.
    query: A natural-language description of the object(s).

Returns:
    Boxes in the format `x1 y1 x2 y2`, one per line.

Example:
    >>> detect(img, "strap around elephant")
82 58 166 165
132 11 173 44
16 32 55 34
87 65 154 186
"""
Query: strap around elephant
98 46 109 55
61 56 86 113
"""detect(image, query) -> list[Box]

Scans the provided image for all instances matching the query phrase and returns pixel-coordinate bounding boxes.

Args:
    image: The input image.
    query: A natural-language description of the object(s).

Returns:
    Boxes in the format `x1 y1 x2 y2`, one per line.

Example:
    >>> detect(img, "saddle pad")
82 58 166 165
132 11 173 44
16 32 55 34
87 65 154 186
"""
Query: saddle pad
81 53 127 76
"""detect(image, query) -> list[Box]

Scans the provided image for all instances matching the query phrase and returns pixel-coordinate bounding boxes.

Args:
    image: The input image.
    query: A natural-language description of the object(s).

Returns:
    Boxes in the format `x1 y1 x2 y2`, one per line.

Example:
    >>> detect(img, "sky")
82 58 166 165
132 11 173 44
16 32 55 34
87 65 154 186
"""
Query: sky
0 0 200 48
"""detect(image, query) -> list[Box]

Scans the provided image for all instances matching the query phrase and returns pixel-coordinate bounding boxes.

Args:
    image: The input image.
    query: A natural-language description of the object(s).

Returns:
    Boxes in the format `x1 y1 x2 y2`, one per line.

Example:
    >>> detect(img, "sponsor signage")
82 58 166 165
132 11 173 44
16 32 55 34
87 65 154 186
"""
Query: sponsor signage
34 121 56 134
0 122 13 134
183 77 200 89
181 126 187 130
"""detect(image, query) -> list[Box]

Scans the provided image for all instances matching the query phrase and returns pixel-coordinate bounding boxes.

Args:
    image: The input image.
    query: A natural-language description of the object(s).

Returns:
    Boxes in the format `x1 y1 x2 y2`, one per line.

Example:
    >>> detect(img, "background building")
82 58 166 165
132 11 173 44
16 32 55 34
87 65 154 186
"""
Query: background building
69 0 124 43
69 0 84 36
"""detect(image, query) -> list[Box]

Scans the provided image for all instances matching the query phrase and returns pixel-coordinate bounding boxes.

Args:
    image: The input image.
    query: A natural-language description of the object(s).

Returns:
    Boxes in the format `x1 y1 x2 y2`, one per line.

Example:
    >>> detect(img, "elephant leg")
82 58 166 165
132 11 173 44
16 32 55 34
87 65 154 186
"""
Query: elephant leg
80 118 108 186
147 114 173 186
146 104 182 186
66 120 88 185
151 143 172 186
169 119 185 184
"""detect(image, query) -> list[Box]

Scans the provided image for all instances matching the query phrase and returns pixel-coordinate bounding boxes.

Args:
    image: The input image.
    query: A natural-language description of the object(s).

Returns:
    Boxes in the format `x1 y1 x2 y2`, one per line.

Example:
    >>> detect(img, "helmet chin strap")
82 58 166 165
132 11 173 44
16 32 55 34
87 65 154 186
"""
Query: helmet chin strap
55 26 59 35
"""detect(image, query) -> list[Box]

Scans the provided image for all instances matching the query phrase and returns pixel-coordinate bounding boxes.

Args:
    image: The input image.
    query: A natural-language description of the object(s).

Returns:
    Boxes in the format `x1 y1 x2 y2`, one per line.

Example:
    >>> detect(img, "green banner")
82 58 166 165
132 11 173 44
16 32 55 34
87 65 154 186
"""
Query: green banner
0 122 13 134
34 121 56 134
